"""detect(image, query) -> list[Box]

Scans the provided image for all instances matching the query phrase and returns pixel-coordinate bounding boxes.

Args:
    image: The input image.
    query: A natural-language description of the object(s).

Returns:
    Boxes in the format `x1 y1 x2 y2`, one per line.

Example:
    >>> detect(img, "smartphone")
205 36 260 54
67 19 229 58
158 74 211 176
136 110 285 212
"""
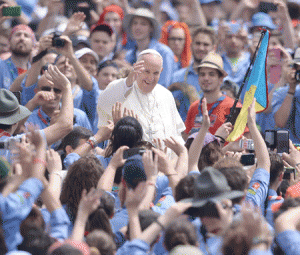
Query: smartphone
283 167 296 180
123 148 146 159
2 6 21 16
259 1 278 13
239 139 254 151
276 130 289 155
77 6 90 22
265 130 276 150
240 153 255 166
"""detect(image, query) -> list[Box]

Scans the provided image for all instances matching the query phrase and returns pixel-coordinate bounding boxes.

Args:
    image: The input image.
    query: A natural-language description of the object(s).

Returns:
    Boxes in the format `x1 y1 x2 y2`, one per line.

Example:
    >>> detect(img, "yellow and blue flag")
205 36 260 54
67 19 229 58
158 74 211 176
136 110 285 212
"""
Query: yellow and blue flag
227 30 269 142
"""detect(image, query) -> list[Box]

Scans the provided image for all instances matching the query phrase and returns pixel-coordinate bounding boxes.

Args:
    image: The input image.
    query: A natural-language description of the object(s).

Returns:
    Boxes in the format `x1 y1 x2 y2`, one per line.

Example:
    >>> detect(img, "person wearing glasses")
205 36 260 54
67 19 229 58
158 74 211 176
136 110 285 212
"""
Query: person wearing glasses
24 70 92 134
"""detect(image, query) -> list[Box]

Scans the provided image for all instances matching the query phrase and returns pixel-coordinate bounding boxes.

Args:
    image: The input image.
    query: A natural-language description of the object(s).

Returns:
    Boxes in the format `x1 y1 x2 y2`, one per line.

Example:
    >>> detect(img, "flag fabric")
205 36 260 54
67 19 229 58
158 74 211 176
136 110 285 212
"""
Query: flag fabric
227 30 269 142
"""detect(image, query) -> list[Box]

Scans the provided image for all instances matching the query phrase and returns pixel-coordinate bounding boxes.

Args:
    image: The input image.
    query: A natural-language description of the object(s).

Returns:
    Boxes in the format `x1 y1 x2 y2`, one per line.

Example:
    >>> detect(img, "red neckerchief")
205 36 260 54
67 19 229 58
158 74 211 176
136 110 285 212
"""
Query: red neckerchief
0 129 11 138
38 108 50 126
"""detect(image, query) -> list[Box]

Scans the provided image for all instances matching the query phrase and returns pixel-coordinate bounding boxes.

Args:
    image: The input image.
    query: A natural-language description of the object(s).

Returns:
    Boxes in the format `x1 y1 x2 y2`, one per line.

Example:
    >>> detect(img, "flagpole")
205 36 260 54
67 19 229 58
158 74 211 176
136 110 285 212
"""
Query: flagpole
226 29 267 125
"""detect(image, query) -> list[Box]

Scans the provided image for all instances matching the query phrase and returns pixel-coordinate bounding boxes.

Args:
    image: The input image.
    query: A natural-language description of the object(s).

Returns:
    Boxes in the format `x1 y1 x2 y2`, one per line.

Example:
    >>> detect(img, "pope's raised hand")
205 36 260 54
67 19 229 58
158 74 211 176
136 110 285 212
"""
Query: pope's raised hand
126 60 145 87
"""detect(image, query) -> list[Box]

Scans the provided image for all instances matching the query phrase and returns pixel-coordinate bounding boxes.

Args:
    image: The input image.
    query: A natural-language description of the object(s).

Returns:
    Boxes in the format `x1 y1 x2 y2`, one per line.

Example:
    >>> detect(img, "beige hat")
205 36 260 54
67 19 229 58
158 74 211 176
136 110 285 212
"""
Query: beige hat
197 52 228 77
123 8 161 40
170 245 203 255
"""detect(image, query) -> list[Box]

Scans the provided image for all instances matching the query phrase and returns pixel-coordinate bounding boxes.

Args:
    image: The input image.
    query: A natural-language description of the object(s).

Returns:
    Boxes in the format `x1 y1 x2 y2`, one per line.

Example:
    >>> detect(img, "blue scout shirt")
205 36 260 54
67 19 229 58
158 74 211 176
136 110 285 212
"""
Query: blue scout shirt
125 39 176 88
26 107 92 131
116 239 151 255
245 168 270 211
272 84 300 143
80 76 100 125
171 62 201 92
276 230 300 255
0 58 19 90
0 178 44 251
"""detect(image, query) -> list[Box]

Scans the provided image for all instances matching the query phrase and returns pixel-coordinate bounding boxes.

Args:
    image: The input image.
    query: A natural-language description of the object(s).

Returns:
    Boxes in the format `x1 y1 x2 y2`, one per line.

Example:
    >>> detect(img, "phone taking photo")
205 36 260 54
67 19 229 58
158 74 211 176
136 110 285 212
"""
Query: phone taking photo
283 167 296 180
276 130 289 155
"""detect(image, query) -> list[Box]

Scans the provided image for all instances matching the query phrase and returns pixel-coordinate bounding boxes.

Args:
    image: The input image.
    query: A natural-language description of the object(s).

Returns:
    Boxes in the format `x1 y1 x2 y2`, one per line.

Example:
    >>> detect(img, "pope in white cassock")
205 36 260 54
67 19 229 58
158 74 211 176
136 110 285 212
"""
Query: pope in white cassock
97 49 185 143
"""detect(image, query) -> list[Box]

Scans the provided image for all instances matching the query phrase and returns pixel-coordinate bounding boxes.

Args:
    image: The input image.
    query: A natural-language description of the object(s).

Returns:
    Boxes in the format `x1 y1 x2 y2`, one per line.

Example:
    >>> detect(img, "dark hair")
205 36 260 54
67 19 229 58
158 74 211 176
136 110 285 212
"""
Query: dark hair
97 60 118 75
214 157 247 204
192 26 216 45
220 80 239 99
175 174 197 202
17 228 55 255
59 126 93 152
269 152 284 186
86 191 115 237
105 116 143 157
277 180 290 198
198 140 224 172
20 207 46 238
164 218 198 252
86 230 116 255
49 244 83 255
0 123 13 131
60 156 104 222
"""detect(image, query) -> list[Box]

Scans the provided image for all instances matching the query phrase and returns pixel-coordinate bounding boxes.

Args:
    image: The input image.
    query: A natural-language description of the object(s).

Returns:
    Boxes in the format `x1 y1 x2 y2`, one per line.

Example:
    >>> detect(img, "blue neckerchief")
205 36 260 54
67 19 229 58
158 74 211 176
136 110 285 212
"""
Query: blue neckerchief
197 94 226 119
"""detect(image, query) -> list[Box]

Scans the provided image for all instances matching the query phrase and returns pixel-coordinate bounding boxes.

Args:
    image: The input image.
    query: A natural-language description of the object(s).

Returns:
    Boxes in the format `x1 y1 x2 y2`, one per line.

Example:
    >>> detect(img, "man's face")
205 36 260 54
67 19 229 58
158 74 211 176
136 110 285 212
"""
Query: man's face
79 54 98 77
168 28 186 58
97 65 118 90
131 17 153 42
104 12 123 35
198 67 223 93
283 60 300 84
136 54 163 94
192 33 214 63
10 30 34 57
37 75 62 110
55 56 77 82
223 33 244 56
90 31 115 60
201 216 224 235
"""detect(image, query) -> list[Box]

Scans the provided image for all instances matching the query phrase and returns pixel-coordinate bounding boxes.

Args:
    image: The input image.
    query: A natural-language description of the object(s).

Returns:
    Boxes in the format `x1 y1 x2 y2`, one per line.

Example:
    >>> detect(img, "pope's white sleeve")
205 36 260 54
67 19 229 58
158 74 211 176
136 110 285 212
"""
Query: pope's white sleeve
97 78 133 128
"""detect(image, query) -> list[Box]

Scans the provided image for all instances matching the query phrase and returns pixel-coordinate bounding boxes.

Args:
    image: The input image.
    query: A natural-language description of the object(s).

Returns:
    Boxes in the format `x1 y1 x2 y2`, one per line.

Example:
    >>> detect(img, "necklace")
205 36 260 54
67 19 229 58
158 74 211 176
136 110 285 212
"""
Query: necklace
134 86 158 141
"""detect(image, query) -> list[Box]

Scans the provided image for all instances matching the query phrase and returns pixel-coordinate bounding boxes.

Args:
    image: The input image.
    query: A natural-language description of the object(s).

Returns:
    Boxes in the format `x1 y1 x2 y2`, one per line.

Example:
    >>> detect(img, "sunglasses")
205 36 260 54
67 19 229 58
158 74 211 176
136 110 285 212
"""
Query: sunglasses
40 86 62 94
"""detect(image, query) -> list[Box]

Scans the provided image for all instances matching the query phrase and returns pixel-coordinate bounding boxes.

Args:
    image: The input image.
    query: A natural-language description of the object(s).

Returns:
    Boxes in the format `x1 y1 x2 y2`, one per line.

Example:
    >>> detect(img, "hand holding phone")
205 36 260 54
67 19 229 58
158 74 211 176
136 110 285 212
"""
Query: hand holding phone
283 167 296 180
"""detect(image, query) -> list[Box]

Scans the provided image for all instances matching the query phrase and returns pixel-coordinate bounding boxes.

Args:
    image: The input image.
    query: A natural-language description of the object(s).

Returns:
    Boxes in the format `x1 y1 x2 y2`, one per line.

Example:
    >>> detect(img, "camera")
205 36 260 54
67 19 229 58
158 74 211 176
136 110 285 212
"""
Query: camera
52 34 65 48
0 137 21 150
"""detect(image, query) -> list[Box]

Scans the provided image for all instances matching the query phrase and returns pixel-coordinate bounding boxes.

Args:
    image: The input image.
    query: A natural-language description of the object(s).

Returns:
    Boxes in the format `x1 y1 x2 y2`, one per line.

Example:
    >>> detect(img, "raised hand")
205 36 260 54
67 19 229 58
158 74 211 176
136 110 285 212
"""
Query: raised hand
164 136 187 156
215 122 233 140
247 98 256 127
125 181 147 211
64 12 86 36
25 124 46 149
142 150 158 181
45 65 71 91
31 90 55 108
109 146 129 169
46 149 62 174
95 120 114 142
202 98 210 129
126 60 145 87
37 35 53 53
78 188 102 217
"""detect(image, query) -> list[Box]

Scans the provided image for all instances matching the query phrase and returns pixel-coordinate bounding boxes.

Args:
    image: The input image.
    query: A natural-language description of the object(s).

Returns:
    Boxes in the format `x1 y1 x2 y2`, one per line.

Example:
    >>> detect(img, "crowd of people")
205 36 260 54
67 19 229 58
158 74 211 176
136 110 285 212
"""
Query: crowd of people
1 0 300 254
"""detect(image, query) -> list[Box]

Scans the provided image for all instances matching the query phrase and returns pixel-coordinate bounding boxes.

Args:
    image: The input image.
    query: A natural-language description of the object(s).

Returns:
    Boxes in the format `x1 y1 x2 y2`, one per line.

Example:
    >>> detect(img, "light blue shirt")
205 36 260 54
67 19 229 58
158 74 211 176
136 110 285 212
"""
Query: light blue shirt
276 230 300 255
126 39 176 88
0 58 19 90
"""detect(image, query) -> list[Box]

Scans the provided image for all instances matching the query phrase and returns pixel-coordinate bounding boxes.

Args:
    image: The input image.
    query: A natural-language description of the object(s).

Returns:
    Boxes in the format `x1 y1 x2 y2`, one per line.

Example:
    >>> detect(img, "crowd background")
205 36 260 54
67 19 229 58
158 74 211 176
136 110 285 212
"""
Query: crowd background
1 0 300 254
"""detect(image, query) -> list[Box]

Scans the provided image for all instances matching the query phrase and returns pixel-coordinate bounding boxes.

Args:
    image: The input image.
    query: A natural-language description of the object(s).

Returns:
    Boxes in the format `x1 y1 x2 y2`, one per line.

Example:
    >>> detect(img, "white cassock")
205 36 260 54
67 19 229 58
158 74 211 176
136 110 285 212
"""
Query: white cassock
97 78 186 144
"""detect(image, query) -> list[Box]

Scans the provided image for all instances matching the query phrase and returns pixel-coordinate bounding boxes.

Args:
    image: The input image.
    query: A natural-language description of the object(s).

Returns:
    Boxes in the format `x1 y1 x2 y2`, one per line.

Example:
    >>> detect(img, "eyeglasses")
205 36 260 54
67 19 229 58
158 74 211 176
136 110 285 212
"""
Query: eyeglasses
168 37 185 42
40 86 62 94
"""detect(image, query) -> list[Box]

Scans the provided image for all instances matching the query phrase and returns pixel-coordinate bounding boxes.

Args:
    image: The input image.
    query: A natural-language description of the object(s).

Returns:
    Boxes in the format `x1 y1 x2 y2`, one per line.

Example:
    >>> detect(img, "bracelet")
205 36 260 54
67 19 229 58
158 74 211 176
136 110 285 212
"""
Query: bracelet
33 158 47 166
215 135 225 143
155 219 165 231
86 140 95 149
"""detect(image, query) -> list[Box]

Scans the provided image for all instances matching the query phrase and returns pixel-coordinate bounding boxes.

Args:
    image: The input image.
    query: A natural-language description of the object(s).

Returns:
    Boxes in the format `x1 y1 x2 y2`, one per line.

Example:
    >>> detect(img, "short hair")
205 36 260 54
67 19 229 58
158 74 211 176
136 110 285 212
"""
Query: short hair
59 126 93 152
175 174 198 202
97 60 118 75
269 152 284 186
86 230 116 255
192 26 216 45
164 218 198 252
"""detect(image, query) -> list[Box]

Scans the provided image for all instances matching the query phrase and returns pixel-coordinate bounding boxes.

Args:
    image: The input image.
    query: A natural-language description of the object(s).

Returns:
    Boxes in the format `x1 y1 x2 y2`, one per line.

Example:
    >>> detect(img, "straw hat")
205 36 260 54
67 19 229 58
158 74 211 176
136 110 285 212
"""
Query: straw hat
197 52 228 77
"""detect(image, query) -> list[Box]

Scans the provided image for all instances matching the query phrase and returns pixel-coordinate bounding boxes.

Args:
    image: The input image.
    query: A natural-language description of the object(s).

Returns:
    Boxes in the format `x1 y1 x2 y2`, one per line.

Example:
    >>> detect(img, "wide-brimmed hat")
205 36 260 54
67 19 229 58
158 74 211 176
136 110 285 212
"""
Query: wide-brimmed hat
182 167 244 207
197 52 228 77
250 12 277 31
0 89 31 125
123 8 160 40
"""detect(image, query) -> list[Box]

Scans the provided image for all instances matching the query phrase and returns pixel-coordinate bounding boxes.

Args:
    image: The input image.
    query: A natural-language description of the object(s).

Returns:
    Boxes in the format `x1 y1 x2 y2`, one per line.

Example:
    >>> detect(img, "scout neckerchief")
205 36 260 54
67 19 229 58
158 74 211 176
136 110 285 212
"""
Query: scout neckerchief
0 129 11 138
38 108 50 126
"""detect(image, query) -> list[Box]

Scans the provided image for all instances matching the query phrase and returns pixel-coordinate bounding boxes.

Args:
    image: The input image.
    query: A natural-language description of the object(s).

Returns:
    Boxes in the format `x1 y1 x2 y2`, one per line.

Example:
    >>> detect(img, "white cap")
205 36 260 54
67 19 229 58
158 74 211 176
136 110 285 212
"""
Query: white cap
137 49 163 63
75 47 99 63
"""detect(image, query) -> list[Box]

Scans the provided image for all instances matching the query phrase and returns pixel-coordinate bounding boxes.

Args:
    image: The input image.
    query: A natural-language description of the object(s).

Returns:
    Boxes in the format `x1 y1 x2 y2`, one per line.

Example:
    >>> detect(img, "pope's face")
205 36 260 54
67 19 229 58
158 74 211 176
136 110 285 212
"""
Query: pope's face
136 54 163 94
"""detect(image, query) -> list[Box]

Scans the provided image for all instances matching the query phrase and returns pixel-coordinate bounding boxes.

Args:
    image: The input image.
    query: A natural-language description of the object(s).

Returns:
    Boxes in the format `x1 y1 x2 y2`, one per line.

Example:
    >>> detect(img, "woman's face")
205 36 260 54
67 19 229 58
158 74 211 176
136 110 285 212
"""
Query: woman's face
168 28 186 59
97 66 118 90
104 12 123 35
